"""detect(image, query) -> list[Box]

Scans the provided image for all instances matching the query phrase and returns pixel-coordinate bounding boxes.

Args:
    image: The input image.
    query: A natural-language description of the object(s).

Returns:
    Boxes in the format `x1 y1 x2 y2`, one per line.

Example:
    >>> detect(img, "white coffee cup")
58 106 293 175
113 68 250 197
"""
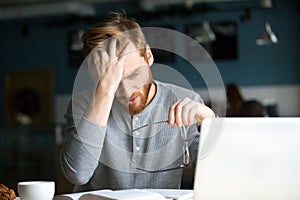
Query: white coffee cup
17 181 55 200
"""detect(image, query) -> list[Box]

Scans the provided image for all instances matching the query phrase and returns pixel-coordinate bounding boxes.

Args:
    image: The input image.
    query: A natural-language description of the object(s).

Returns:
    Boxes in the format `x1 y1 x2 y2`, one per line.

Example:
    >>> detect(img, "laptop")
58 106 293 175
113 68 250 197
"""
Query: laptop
193 117 300 200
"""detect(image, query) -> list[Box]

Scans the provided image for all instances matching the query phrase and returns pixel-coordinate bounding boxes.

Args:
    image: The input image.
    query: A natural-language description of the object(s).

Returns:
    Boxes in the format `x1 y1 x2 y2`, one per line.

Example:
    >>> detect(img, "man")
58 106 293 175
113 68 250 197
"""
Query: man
61 11 215 192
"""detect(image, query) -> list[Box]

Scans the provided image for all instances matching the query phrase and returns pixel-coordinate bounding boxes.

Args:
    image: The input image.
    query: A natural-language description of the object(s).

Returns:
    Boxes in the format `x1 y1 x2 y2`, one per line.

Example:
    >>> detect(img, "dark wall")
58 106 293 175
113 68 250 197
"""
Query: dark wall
0 0 299 125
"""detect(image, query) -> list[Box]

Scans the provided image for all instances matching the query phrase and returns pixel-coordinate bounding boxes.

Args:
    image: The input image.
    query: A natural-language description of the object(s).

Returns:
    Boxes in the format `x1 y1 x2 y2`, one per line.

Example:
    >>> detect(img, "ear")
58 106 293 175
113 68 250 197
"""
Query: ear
146 45 154 66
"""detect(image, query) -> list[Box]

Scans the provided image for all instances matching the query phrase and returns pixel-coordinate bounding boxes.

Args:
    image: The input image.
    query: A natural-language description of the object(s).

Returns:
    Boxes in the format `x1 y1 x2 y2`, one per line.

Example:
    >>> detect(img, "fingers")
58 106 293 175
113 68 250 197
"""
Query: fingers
168 101 179 126
118 42 130 64
85 37 127 87
169 98 196 126
107 38 131 68
108 38 117 60
168 97 215 127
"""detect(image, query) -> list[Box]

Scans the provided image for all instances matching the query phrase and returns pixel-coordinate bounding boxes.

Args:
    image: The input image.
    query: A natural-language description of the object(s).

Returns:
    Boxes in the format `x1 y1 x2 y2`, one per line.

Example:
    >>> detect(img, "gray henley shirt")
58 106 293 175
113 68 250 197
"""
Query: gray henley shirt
61 80 202 192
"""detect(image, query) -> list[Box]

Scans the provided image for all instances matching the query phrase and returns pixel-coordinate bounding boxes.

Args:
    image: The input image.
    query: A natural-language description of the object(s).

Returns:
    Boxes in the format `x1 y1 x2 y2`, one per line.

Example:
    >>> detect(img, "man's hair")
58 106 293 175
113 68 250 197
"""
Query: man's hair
82 11 148 61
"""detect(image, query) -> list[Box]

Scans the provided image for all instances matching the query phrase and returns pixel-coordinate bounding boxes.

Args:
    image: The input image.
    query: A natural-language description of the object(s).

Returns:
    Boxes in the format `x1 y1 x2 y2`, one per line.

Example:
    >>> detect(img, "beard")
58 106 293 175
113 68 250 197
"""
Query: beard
128 83 152 115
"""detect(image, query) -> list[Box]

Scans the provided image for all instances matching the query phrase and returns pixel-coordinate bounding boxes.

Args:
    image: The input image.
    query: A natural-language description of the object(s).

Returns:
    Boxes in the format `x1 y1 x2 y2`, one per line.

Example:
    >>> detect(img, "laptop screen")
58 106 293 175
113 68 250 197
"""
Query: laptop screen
194 118 300 200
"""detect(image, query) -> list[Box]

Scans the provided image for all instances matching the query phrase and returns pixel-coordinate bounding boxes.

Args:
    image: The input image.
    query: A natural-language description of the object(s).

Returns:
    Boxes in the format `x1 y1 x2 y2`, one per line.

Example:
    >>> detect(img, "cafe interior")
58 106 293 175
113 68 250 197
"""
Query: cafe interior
0 0 299 196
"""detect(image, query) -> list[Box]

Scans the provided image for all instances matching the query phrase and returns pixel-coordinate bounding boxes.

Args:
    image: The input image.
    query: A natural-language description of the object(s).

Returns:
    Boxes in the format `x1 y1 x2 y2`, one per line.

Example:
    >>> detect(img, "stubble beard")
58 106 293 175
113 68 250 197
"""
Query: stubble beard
128 83 152 115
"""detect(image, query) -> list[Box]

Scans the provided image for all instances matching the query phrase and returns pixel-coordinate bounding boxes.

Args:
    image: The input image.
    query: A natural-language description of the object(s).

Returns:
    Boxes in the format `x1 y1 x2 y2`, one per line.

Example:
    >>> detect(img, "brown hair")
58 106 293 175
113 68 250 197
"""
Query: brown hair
82 11 148 61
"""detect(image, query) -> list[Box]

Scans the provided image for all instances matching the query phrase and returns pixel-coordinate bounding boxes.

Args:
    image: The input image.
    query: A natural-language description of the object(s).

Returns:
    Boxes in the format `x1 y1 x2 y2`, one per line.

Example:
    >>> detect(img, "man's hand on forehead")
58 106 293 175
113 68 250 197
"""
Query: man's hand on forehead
107 36 136 59
107 37 127 60
85 35 135 91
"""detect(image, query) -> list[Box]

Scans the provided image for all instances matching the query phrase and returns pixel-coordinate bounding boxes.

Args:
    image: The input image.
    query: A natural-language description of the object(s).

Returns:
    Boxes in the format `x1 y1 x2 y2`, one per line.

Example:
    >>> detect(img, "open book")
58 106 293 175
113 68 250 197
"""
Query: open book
53 189 193 200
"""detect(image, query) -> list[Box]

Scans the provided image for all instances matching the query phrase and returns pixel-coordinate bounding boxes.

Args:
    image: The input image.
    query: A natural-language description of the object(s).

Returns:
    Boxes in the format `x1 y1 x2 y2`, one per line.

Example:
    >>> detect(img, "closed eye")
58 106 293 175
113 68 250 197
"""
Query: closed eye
124 67 142 80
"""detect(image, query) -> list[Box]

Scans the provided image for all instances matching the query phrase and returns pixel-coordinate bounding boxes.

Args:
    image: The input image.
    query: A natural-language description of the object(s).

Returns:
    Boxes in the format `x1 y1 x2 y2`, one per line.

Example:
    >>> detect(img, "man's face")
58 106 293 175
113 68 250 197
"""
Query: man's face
115 43 153 115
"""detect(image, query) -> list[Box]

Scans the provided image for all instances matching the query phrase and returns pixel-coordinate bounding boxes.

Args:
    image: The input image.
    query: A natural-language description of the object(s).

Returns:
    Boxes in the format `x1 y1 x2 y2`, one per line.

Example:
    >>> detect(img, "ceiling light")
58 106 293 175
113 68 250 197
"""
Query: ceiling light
194 21 216 43
256 22 278 45
260 0 273 8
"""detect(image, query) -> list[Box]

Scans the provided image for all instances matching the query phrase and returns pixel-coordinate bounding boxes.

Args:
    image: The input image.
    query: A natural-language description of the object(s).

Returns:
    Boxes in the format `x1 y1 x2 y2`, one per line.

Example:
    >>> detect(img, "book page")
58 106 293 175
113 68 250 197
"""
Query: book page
53 189 113 200
144 189 193 200
79 189 167 200
54 188 192 200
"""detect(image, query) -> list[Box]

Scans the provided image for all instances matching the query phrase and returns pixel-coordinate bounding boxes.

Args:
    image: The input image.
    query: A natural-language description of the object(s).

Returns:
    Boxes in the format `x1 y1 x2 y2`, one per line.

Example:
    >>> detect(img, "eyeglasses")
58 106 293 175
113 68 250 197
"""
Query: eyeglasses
133 120 190 173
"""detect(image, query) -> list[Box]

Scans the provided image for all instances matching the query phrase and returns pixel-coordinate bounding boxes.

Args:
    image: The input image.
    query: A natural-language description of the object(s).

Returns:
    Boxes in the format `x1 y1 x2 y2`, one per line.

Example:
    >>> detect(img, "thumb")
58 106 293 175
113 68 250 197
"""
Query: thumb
118 52 127 65
118 42 130 60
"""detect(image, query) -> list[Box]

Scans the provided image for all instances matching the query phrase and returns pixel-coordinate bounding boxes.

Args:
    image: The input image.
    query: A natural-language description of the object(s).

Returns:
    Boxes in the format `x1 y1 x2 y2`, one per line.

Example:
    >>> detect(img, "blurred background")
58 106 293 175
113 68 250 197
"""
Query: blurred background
0 0 299 194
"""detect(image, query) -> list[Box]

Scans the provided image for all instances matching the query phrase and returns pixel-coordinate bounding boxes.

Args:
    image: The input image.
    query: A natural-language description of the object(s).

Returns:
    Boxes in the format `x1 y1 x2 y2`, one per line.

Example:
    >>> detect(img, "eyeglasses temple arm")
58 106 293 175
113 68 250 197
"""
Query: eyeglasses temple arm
131 120 169 132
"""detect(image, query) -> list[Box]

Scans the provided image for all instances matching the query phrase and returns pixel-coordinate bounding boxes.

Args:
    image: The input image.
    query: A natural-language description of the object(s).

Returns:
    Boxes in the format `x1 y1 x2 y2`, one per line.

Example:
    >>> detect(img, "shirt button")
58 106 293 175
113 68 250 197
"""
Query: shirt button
135 146 140 152
134 116 139 121
134 131 140 136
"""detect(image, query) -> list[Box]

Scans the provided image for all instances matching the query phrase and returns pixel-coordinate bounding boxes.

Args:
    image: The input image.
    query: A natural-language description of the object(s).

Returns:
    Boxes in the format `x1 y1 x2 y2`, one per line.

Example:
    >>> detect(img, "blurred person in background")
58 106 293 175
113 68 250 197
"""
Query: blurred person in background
226 83 244 117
